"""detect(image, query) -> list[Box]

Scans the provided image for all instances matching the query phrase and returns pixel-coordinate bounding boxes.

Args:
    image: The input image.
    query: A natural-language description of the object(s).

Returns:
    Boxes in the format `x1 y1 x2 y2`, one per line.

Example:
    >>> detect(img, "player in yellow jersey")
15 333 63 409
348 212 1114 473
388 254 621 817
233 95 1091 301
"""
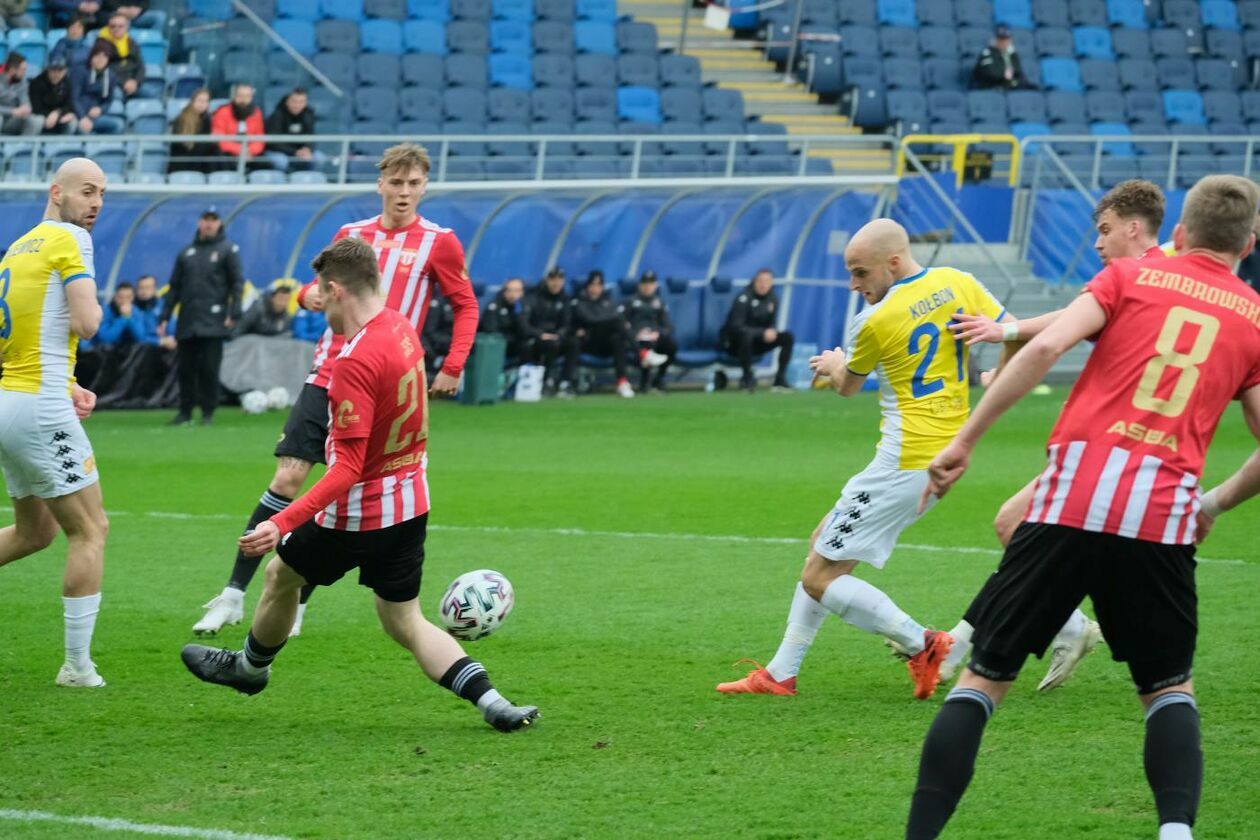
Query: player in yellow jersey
716 219 1016 700
0 158 110 688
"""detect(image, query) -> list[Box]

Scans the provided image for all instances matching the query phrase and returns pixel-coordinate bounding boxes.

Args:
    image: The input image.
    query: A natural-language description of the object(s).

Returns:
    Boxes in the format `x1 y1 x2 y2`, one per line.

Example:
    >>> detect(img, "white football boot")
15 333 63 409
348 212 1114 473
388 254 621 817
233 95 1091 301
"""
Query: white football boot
616 380 635 399
1038 619 1103 692
193 591 245 636
56 662 105 688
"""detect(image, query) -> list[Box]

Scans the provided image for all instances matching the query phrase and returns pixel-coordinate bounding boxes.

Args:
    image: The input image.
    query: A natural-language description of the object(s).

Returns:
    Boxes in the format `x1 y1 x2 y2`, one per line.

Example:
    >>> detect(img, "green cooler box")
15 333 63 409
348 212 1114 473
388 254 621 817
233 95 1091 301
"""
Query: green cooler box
459 333 506 406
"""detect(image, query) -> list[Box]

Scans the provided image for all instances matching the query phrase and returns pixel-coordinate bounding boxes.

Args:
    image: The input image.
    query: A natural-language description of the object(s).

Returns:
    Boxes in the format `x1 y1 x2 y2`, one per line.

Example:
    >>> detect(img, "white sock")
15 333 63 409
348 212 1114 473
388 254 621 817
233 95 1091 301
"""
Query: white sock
820 576 925 654
63 593 101 672
1159 823 1193 840
1053 608 1088 646
222 586 245 602
238 655 269 677
295 603 308 620
476 688 505 713
765 583 828 682
943 620 974 671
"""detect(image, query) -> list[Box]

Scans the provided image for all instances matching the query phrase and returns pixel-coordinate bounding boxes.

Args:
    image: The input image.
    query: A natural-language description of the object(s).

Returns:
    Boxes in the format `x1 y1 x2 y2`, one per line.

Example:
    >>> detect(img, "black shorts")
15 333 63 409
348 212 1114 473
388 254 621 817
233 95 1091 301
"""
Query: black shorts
967 522 1197 694
277 514 427 603
274 383 329 465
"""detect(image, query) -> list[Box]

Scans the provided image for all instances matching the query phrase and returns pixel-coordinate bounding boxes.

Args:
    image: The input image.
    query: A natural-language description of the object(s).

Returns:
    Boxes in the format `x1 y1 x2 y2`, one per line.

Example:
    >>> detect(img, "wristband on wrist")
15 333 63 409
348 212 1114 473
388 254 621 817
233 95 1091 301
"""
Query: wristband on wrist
1200 487 1223 518
1001 321 1020 342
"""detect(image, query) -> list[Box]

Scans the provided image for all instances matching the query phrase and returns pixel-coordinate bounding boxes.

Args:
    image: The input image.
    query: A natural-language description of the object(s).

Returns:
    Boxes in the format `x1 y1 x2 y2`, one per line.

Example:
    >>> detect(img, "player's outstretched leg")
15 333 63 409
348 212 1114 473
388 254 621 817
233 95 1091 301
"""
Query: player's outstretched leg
182 556 303 695
45 485 110 688
716 581 823 696
1142 686 1201 840
374 596 539 732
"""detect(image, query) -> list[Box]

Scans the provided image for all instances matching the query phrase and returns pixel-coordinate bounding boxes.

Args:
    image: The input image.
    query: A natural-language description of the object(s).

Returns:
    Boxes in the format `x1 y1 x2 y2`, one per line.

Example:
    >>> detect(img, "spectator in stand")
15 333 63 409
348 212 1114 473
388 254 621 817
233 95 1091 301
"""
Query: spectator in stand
211 83 266 169
525 266 572 395
564 270 634 399
971 24 1034 91
0 0 36 29
94 12 144 99
623 270 675 393
291 307 327 342
158 207 245 427
0 53 40 137
96 282 159 347
71 44 124 134
481 277 531 362
263 87 322 172
168 88 214 173
51 17 93 69
29 58 79 136
133 273 174 347
50 0 101 27
234 285 294 338
721 268 794 393
421 292 456 380
102 0 148 22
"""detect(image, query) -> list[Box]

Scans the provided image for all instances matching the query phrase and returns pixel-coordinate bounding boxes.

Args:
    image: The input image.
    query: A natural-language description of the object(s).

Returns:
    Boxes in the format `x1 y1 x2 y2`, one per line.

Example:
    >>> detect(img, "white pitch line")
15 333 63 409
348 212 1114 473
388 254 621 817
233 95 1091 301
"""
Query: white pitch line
0 809 292 840
0 508 1249 566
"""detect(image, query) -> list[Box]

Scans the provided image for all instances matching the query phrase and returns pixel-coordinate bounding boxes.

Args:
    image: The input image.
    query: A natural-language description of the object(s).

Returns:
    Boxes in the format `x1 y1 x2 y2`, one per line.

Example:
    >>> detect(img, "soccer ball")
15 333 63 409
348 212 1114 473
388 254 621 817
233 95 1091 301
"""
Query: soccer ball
266 386 292 410
241 390 269 414
438 569 515 641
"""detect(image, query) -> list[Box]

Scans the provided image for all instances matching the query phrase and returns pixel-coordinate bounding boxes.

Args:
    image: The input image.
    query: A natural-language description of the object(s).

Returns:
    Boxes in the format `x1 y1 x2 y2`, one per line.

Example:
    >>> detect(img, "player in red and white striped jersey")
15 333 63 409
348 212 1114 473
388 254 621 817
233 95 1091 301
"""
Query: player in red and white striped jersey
906 175 1260 840
181 237 537 733
192 143 479 637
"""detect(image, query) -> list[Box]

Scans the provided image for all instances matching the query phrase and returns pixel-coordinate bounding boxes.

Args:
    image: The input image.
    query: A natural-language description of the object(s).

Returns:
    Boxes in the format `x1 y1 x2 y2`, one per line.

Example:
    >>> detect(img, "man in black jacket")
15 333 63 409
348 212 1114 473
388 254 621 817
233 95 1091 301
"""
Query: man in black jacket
971 25 1034 91
263 87 321 172
564 270 633 398
525 267 572 395
233 285 293 338
421 292 456 380
29 58 78 135
624 270 675 393
721 268 794 393
158 208 245 426
480 277 530 364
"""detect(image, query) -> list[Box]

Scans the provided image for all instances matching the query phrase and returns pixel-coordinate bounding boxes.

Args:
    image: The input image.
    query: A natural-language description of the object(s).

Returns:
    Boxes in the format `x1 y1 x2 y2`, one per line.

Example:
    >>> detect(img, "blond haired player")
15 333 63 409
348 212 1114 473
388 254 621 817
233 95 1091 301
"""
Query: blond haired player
0 158 111 687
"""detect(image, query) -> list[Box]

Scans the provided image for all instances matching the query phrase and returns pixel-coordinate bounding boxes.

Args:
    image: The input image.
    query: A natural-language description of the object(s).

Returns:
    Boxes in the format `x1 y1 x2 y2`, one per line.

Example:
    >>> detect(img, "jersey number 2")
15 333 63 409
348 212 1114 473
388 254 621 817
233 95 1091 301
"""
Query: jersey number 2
1131 306 1220 418
909 317 965 398
384 362 429 455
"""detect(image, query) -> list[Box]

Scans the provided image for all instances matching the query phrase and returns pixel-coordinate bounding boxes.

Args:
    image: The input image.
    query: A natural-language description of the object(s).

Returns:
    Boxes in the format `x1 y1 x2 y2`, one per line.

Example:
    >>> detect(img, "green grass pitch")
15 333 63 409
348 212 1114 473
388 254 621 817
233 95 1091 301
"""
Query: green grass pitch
1 389 1256 839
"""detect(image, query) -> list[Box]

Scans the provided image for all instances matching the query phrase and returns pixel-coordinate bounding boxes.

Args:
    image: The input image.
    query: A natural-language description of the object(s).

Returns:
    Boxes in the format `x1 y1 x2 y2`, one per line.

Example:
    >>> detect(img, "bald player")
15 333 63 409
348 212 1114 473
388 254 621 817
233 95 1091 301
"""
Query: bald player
0 158 111 688
716 219 1017 700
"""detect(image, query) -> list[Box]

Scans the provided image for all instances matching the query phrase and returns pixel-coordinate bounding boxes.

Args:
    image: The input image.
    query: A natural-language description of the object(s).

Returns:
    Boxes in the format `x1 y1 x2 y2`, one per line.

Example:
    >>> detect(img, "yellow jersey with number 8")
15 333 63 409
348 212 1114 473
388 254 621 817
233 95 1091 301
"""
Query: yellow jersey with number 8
0 221 96 396
845 267 1006 469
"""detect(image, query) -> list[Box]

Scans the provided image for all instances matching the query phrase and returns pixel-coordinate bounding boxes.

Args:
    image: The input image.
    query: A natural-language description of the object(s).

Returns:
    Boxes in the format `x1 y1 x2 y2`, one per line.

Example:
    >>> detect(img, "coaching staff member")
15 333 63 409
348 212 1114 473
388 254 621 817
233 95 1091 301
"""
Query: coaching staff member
159 207 244 426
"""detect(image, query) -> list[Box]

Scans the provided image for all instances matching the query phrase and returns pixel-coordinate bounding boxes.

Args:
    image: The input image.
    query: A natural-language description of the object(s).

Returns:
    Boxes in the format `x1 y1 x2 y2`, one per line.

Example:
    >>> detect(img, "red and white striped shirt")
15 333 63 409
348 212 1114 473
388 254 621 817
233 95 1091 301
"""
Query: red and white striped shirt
271 308 431 535
302 214 479 389
1024 253 1260 544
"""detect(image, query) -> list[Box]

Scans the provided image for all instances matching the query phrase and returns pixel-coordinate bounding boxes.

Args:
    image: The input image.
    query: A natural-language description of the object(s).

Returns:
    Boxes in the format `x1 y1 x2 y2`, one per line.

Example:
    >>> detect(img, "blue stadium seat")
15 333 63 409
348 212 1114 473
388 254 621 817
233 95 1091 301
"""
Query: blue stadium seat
448 20 490 52
358 53 401 87
132 30 168 65
888 90 929 131
169 171 208 185
801 0 839 26
444 86 487 119
354 86 399 119
1011 120 1051 146
1244 30 1260 62
1125 89 1164 122
1162 0 1200 30
1106 0 1146 27
703 87 744 122
493 0 534 20
923 58 963 89
849 81 888 128
993 0 1034 27
445 53 489 85
883 58 921 89
1155 57 1195 89
1069 0 1107 25
453 0 493 19
361 20 404 54
1241 90 1260 122
1240 0 1260 28
876 0 917 27
322 0 365 18
442 119 489 156
843 55 883 94
400 86 443 119
1112 28 1151 59
915 0 953 25
1205 29 1244 65
224 49 267 86
536 0 574 20
189 0 235 19
532 87 574 121
918 25 957 57
278 0 320 17
617 20 657 54
1074 26 1113 58
1208 121 1248 154
966 90 1006 123
1041 57 1083 91
534 21 573 53
1163 89 1205 123
927 89 967 122
404 21 448 53
271 19 317 54
1118 58 1157 90
574 20 615 54
1048 121 1090 156
314 51 357 88
247 168 287 185
1079 59 1120 91
879 25 919 57
1203 90 1242 122
409 0 451 20
802 43 843 94
316 20 359 53
660 121 704 159
660 86 702 121
574 119 618 155
957 25 991 58
1150 28 1192 58
575 52 616 86
1035 26 1074 56
532 121 577 154
617 53 658 87
1201 0 1240 29
366 0 408 18
575 86 617 120
1007 89 1047 122
1195 58 1235 90
402 53 445 86
491 19 532 52
576 0 616 21
490 52 533 88
534 53 574 86
954 0 994 28
1032 0 1070 26
660 54 701 88
1090 121 1135 155
1047 90 1088 123
839 0 879 25
839 24 880 57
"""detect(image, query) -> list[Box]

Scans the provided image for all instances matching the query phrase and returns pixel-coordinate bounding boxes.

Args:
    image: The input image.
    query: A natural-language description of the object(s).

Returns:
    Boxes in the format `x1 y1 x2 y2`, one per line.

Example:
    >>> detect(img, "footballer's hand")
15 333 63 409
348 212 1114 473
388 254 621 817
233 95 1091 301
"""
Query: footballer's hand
430 371 460 396
949 313 1005 346
809 346 846 377
71 384 97 420
303 286 325 312
1193 511 1215 545
920 440 971 512
979 368 997 388
239 521 281 558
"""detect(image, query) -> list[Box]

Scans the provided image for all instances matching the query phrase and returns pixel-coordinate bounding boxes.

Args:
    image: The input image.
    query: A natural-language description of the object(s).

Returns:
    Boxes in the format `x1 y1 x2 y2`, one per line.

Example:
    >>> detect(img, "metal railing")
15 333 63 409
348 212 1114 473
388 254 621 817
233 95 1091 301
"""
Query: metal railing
897 133 1022 188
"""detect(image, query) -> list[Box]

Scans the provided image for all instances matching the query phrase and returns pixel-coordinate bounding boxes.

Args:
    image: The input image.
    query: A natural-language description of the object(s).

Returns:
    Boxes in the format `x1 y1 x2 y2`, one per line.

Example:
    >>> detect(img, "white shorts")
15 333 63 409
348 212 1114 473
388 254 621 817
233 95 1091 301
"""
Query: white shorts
0 390 98 500
813 460 937 569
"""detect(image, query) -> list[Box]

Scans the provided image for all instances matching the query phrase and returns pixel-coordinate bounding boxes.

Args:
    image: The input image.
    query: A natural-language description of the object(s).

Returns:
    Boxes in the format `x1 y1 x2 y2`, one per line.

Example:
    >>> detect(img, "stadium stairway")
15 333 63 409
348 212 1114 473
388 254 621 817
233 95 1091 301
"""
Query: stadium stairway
617 0 892 174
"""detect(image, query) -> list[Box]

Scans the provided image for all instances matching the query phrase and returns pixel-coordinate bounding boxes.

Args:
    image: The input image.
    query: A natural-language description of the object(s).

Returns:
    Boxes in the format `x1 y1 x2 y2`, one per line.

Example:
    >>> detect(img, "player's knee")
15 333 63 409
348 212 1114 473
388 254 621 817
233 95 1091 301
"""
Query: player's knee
800 554 849 602
272 465 310 498
263 556 304 593
18 519 58 554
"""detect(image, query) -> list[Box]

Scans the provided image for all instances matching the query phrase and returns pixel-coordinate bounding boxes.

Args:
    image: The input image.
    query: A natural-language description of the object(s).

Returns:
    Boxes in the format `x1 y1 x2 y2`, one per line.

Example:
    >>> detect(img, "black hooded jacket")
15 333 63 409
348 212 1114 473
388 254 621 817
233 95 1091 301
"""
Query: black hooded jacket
160 227 245 339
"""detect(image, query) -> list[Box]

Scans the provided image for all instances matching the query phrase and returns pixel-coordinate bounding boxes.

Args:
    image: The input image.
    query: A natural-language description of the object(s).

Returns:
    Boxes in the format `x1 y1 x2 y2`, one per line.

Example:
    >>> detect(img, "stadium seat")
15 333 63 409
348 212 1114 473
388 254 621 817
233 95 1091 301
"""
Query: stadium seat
954 0 994 28
169 170 208 185
839 24 880 57
491 20 531 53
490 52 533 88
1241 90 1260 121
801 0 839 26
1114 58 1155 92
1201 0 1240 29
1244 30 1260 61
575 86 617 120
993 0 1034 27
1163 89 1205 124
1240 0 1260 28
314 52 357 89
535 0 574 19
444 86 488 119
928 89 967 122
876 0 917 27
1032 0 1070 26
534 21 573 54
575 53 616 87
488 86 531 121
957 25 992 59
1047 90 1089 123
1079 59 1120 91
1073 26 1113 59
442 120 489 157
801 44 843 94
1208 121 1248 154
617 21 657 54
617 53 658 87
453 0 493 19
922 58 963 89
409 0 451 20
1155 57 1195 89
273 19 318 54
404 21 447 53
888 90 929 131
1195 58 1235 90
1090 121 1135 155
1205 28 1244 63
1162 0 1201 30
659 120 704 158
1010 120 1051 143
189 0 235 19
1111 28 1151 60
702 87 744 122
918 25 957 57
361 20 404 54
354 86 399 120
246 168 286 185
1041 57 1083 91
1069 0 1107 25
532 121 577 155
882 58 921 89
1035 26 1074 56
493 0 533 19
1150 28 1192 58
133 30 168 66
967 90 1007 123
534 53 575 86
486 120 532 157
278 0 315 15
1202 90 1243 122
208 171 245 185
575 20 615 54
1125 89 1165 122
573 119 618 156
321 0 364 18
839 0 879 25
532 87 574 121
316 20 359 53
1106 0 1147 27
576 0 617 22
366 0 407 17
222 49 267 87
358 53 401 87
1007 90 1047 122
879 25 919 58
448 20 489 52
660 54 701 88
402 53 445 86
446 53 489 85
400 86 443 119
842 55 883 93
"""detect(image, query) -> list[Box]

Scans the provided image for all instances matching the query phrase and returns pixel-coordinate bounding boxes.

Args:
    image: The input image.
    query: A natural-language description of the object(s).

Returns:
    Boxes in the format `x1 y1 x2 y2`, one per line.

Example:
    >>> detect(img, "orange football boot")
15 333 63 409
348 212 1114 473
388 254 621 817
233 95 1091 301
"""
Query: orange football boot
716 660 797 695
906 630 954 700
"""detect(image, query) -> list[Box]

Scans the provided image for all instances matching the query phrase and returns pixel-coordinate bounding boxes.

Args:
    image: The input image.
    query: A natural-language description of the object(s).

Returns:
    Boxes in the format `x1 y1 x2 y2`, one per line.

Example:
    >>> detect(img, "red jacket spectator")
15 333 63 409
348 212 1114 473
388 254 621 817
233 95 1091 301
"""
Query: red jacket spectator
210 83 265 158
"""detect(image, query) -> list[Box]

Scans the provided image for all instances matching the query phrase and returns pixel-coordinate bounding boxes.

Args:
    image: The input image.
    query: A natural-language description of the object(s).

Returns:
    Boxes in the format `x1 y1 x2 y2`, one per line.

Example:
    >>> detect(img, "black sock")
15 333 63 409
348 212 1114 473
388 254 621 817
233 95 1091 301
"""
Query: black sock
1144 692 1202 827
227 490 293 591
299 582 316 605
907 688 995 840
438 656 495 706
243 631 286 669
